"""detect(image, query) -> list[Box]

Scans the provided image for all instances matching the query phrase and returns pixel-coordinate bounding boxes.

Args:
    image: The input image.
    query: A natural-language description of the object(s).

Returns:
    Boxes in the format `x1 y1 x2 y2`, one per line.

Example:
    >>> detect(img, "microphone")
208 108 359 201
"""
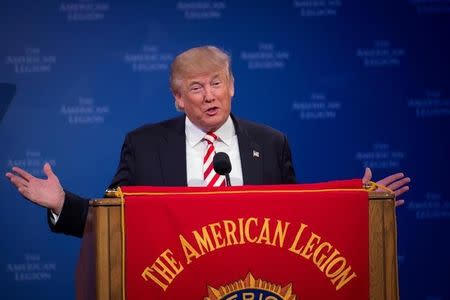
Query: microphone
213 152 232 186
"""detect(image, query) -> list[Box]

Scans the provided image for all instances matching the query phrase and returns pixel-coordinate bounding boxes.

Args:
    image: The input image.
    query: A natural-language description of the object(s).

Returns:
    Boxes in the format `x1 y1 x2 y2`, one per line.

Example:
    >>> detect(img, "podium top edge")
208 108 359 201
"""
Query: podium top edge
368 191 395 200
90 198 122 206
89 191 393 206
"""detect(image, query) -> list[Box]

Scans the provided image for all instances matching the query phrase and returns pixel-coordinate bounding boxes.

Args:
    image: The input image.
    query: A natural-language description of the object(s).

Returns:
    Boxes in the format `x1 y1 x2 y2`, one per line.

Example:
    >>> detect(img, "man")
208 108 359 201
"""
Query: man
5 46 410 238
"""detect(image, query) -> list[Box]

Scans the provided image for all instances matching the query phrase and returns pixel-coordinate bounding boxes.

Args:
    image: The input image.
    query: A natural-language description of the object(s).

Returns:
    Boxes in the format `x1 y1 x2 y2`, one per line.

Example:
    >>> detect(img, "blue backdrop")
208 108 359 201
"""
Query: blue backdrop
1 1 449 299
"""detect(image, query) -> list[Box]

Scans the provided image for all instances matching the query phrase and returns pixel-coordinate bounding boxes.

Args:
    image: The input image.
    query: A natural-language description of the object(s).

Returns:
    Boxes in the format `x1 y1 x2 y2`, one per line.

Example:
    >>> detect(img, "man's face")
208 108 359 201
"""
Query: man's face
175 70 234 132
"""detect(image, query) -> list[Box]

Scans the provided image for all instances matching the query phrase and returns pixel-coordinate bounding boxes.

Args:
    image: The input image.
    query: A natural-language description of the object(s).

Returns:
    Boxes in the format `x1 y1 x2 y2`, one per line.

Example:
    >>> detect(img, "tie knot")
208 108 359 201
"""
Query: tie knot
204 132 218 144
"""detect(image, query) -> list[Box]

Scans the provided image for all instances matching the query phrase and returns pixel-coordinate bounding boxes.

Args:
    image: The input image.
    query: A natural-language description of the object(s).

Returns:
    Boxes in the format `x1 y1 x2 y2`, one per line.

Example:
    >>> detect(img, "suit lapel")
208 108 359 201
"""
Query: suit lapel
159 115 187 186
158 114 262 186
234 116 263 185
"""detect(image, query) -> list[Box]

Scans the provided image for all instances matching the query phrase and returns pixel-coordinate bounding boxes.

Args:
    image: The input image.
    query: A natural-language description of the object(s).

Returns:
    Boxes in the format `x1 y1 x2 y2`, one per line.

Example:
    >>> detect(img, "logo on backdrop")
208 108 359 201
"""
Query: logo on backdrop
176 1 226 20
6 254 56 281
59 0 110 22
292 92 341 120
408 90 450 118
240 43 290 70
293 0 342 17
355 143 405 169
60 96 110 125
409 0 450 15
204 273 297 300
124 45 173 72
356 40 405 67
6 151 56 177
5 47 56 74
408 192 450 220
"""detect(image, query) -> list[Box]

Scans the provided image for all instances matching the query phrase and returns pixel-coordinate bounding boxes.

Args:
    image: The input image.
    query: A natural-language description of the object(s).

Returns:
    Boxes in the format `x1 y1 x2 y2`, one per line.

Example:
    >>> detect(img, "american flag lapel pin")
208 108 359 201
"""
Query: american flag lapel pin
253 150 260 158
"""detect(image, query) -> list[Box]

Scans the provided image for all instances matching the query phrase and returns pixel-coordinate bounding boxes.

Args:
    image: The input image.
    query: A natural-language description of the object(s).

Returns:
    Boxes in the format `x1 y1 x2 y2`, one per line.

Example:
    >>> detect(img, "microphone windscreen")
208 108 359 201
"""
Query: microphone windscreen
213 152 232 175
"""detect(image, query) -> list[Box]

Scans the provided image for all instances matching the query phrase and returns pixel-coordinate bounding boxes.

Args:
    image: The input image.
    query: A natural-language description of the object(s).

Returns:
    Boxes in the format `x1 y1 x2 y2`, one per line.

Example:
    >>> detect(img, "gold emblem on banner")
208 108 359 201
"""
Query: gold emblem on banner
204 273 297 300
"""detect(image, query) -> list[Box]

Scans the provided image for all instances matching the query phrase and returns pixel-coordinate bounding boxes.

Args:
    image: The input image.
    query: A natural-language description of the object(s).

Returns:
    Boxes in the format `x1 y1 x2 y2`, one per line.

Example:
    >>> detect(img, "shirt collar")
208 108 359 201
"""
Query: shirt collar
185 115 235 147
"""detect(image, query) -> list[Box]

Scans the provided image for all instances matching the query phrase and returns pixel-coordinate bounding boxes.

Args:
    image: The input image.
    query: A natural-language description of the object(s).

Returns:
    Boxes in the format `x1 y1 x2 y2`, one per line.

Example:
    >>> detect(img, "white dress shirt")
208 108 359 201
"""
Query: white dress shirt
185 116 243 186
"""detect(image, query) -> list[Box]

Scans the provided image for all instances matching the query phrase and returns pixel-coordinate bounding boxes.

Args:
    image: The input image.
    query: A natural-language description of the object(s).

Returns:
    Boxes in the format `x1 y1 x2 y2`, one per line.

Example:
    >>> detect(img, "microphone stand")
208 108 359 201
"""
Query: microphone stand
225 173 231 187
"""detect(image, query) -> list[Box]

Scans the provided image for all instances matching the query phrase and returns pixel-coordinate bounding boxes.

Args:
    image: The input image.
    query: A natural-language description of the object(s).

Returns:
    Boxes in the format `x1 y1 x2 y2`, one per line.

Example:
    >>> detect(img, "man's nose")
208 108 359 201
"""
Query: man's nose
203 86 215 102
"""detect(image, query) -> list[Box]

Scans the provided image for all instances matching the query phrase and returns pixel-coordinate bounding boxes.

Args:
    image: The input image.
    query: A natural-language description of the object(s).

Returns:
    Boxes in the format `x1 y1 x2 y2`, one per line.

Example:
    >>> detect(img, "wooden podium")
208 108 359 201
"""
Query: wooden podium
76 192 399 300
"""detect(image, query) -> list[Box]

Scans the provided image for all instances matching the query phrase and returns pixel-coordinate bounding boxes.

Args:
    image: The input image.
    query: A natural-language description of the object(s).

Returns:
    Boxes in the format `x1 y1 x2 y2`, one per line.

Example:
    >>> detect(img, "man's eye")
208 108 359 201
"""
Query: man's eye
212 81 221 86
190 85 201 91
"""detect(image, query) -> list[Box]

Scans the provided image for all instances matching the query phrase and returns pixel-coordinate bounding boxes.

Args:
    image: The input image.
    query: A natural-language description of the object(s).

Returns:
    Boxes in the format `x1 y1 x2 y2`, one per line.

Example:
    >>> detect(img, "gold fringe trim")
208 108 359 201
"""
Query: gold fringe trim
118 187 126 300
364 180 394 193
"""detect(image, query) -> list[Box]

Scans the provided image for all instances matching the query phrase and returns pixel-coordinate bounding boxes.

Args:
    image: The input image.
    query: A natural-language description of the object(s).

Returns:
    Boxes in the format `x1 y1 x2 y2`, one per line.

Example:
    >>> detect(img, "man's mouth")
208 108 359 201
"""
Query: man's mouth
205 107 219 116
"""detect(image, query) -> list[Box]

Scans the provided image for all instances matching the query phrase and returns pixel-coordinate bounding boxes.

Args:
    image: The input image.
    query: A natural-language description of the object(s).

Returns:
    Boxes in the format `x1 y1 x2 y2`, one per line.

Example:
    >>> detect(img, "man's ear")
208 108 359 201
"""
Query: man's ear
174 92 184 110
229 81 235 98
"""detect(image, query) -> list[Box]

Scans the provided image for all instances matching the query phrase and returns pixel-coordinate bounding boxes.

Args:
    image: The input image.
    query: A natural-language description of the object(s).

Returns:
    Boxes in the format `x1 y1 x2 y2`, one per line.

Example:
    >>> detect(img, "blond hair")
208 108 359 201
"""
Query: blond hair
170 46 234 97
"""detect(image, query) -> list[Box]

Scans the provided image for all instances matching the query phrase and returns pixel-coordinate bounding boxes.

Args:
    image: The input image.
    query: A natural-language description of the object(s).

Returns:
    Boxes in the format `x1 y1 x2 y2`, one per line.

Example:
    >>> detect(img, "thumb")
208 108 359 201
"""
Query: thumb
43 163 56 179
362 167 372 184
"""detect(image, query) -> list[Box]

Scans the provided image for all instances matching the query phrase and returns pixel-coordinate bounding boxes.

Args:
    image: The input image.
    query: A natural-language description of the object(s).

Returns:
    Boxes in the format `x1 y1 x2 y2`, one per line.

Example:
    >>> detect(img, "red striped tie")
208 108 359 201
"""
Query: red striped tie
203 132 226 187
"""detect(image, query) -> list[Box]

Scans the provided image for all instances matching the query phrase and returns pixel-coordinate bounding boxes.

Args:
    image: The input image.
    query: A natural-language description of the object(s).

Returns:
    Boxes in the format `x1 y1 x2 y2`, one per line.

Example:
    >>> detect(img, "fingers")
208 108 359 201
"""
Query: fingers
43 163 54 179
395 199 405 207
386 176 411 191
374 171 410 208
377 174 410 197
10 166 34 182
7 174 31 200
362 167 372 184
376 172 405 186
393 186 409 197
6 172 29 189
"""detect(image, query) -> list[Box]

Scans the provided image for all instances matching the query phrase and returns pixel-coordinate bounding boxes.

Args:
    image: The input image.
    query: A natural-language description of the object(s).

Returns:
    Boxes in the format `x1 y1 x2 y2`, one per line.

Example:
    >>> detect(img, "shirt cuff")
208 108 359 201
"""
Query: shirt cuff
50 210 60 225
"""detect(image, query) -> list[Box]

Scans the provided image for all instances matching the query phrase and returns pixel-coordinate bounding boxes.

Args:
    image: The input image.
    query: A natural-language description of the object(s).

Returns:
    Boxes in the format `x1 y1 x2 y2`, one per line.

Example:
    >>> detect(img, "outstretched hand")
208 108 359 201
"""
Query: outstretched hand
362 167 410 207
5 163 65 214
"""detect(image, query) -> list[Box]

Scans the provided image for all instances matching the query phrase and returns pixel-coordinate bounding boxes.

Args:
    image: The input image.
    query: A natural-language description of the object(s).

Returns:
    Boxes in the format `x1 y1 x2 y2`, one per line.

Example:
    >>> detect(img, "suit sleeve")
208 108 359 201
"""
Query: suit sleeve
47 190 89 238
281 135 297 184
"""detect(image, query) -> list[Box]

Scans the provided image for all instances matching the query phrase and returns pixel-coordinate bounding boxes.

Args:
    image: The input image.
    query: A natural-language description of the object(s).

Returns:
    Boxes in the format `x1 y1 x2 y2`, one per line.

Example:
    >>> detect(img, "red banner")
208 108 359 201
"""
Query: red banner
121 180 369 300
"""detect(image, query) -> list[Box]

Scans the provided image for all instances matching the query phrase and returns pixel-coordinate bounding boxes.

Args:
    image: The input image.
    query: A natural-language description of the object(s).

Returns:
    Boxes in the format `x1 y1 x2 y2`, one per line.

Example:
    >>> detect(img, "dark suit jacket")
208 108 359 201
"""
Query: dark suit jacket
49 114 296 237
